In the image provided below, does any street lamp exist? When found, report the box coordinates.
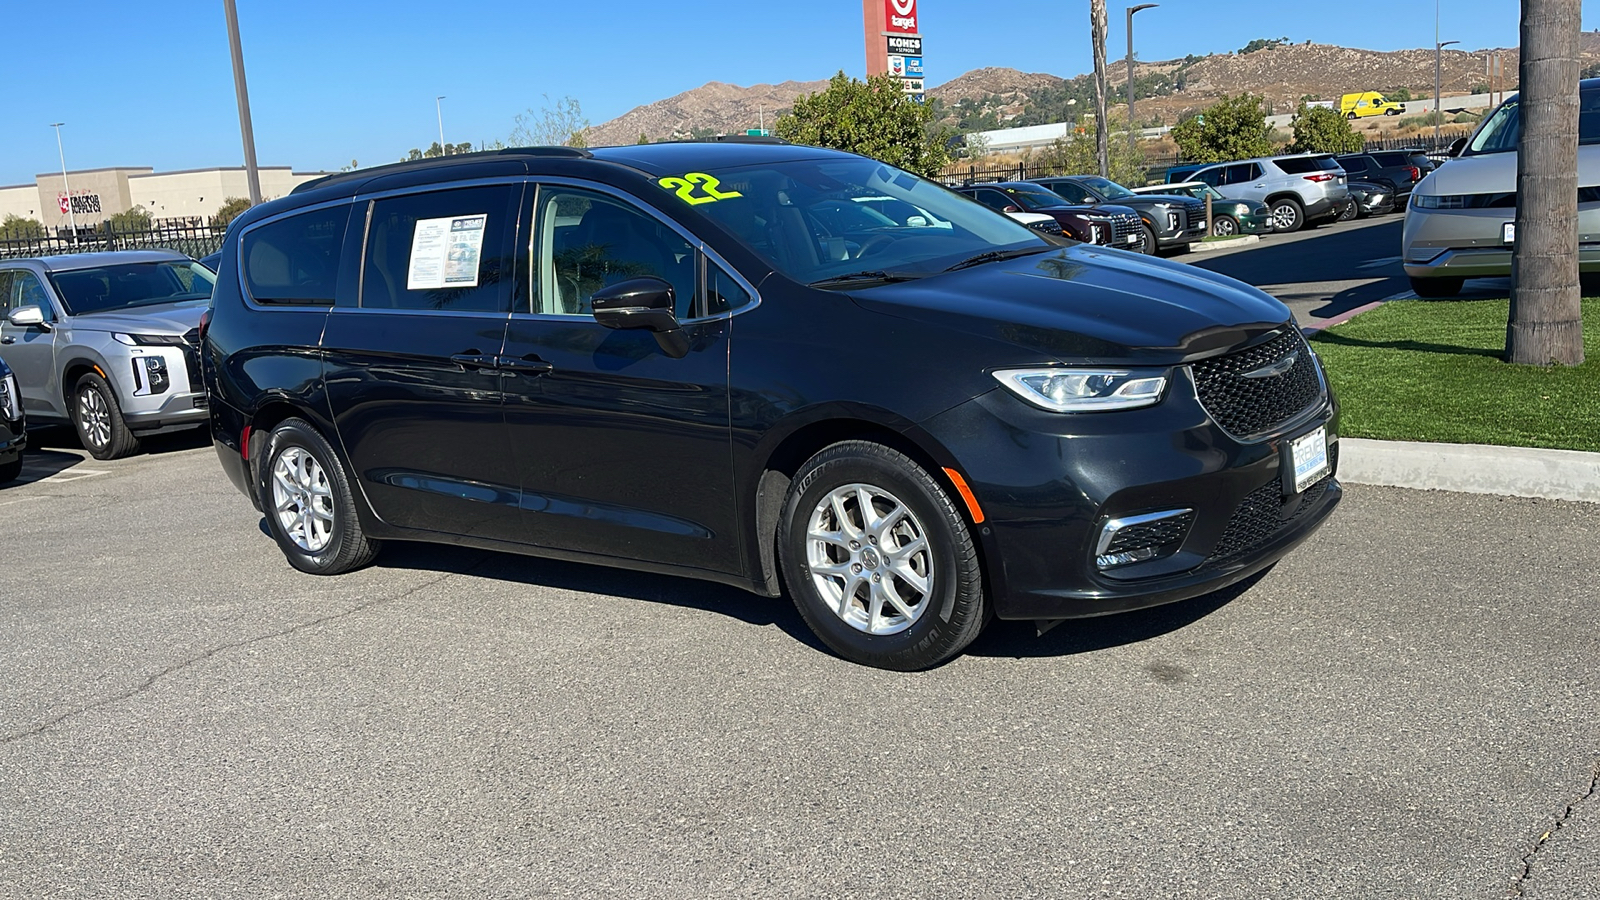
[1435,39,1460,146]
[436,96,447,156]
[222,0,262,205]
[49,122,77,239]
[1126,4,1158,156]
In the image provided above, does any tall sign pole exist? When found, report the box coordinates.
[1126,4,1157,156]
[865,0,925,102]
[50,123,78,239]
[223,0,263,206]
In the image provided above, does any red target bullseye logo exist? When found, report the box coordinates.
[885,0,917,34]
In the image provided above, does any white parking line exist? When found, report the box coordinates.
[1358,256,1403,270]
[1380,290,1418,301]
[38,468,109,484]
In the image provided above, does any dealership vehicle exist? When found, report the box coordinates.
[1174,154,1353,233]
[1404,79,1600,298]
[205,142,1341,670]
[0,251,214,459]
[1341,181,1395,220]
[1340,91,1406,119]
[1134,181,1274,237]
[956,182,1146,250]
[1029,174,1208,253]
[0,356,22,483]
[1333,152,1421,200]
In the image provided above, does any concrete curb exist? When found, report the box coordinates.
[1187,235,1260,253]
[1338,437,1600,504]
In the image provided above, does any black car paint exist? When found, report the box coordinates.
[955,182,1142,249]
[1029,175,1208,250]
[0,357,23,479]
[205,143,1339,621]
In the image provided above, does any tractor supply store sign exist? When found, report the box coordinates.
[884,0,917,33]
[58,192,103,216]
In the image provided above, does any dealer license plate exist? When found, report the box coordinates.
[1503,222,1515,244]
[1288,427,1330,494]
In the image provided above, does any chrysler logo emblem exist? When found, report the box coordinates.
[1241,351,1299,379]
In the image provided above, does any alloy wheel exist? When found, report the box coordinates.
[77,388,111,449]
[805,483,934,636]
[271,447,335,553]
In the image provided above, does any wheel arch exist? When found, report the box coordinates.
[61,355,115,400]
[1263,192,1305,210]
[748,413,986,600]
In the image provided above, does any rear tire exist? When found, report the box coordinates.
[1338,201,1358,222]
[1409,275,1464,299]
[778,441,986,670]
[71,372,140,460]
[259,418,381,575]
[1269,197,1304,233]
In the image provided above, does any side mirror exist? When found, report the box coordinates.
[7,306,48,329]
[1002,205,1021,213]
[1448,137,1468,158]
[591,276,688,359]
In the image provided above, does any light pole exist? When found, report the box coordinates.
[50,122,78,239]
[436,96,447,155]
[1126,4,1158,155]
[1435,39,1460,146]
[222,0,262,205]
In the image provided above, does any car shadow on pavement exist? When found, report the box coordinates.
[332,539,831,652]
[24,424,211,457]
[1309,329,1504,359]
[964,569,1269,661]
[4,448,89,485]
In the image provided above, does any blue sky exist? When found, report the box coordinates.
[0,0,1580,187]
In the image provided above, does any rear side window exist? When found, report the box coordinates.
[242,206,349,305]
[361,185,517,312]
[1274,156,1339,175]
[1338,156,1369,172]
[1219,164,1259,186]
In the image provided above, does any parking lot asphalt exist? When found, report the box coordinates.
[2,437,1596,899]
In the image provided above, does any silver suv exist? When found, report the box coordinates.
[1183,153,1353,233]
[1403,80,1600,297]
[0,250,215,459]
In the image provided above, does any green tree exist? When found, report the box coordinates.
[1034,115,1148,186]
[637,132,651,144]
[1171,94,1274,163]
[774,72,950,178]
[0,214,45,239]
[1239,37,1288,54]
[106,206,152,231]
[509,95,590,148]
[211,197,251,232]
[1290,103,1365,154]
[402,141,474,161]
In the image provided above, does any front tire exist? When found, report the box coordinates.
[259,418,381,574]
[1338,201,1358,222]
[1139,224,1158,255]
[1270,197,1304,233]
[778,441,986,670]
[1211,215,1239,237]
[72,372,140,460]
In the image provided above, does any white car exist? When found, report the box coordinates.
[1403,80,1600,297]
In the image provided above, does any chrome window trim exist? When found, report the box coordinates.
[513,176,761,324]
[1095,508,1195,557]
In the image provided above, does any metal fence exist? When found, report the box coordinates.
[0,221,225,262]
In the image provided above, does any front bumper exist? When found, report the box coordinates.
[1403,205,1600,279]
[920,367,1340,620]
[1238,212,1275,234]
[0,420,24,469]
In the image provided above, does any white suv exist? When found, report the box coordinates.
[0,250,215,459]
[1181,154,1353,233]
[1402,80,1600,298]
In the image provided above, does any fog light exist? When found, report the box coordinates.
[1095,508,1194,569]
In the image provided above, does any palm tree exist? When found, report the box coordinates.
[1508,0,1585,365]
[1090,0,1110,178]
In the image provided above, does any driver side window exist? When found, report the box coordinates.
[533,188,695,319]
[1048,182,1092,204]
[6,271,53,320]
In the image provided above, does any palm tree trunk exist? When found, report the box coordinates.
[1091,0,1109,178]
[1507,0,1585,365]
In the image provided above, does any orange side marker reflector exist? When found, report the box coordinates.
[942,467,986,524]
[92,364,107,380]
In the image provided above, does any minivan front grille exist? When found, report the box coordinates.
[1190,327,1324,438]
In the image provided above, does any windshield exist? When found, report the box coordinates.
[1004,185,1077,209]
[1467,89,1600,155]
[1077,176,1137,200]
[677,158,1045,286]
[49,260,215,316]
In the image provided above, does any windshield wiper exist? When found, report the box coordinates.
[808,270,924,289]
[943,245,1053,272]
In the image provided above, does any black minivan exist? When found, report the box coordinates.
[203,141,1340,670]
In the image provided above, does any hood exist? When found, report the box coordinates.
[1419,149,1600,196]
[1119,192,1192,206]
[850,246,1289,364]
[68,299,208,335]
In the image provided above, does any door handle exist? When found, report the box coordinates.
[494,354,554,375]
[449,352,497,370]
[0,336,13,344]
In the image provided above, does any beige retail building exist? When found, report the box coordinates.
[0,166,328,231]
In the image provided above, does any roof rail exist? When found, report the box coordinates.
[291,146,595,194]
[688,134,791,145]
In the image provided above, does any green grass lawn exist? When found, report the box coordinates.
[1309,297,1600,452]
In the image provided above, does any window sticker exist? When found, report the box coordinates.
[657,173,743,205]
[407,214,487,290]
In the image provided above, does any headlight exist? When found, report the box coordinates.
[993,368,1168,412]
[1411,194,1469,209]
[113,332,187,346]
[0,373,18,420]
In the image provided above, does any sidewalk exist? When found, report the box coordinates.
[1339,437,1600,504]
